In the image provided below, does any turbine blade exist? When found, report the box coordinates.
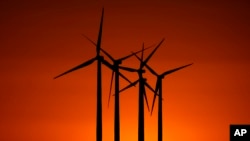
[82,34,96,46]
[132,52,141,62]
[141,43,144,61]
[96,8,104,55]
[118,71,133,84]
[161,63,193,77]
[143,85,150,112]
[100,48,115,61]
[145,64,158,76]
[117,80,139,94]
[82,34,115,62]
[142,38,165,67]
[140,43,145,68]
[102,59,134,92]
[54,57,96,79]
[133,53,158,76]
[108,70,115,108]
[151,80,160,115]
[102,59,133,84]
[118,44,154,61]
[101,59,114,70]
[119,66,138,72]
[144,82,156,94]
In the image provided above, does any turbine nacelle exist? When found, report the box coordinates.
[159,75,165,79]
[114,60,122,65]
[97,55,104,61]
[138,69,146,73]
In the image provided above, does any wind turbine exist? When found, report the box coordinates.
[54,8,129,141]
[119,39,165,141]
[81,34,153,141]
[135,53,193,141]
[104,47,152,141]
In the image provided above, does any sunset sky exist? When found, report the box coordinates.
[0,0,250,141]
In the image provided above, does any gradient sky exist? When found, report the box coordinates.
[0,0,250,141]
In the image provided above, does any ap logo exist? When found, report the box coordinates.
[230,125,250,141]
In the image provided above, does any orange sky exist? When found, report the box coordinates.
[0,0,250,141]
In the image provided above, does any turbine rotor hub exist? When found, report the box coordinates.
[115,60,122,64]
[138,69,145,73]
[97,55,104,60]
[159,75,165,79]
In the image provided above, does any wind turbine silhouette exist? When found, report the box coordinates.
[53,8,128,141]
[81,34,153,141]
[134,53,193,141]
[119,39,165,141]
[104,47,152,141]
